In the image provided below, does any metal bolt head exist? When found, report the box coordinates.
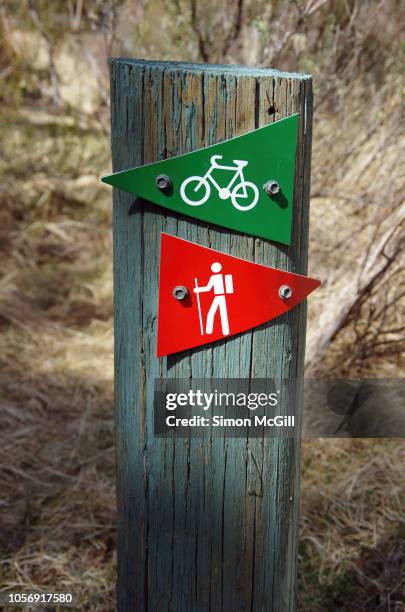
[172,285,188,301]
[263,180,280,196]
[279,285,292,300]
[156,174,172,192]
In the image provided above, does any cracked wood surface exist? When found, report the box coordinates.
[111,59,312,612]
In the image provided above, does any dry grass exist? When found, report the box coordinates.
[307,74,405,377]
[299,439,405,610]
[0,106,116,610]
[0,2,404,610]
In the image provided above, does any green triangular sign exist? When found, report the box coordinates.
[102,114,298,245]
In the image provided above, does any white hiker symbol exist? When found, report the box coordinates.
[180,155,259,211]
[193,262,234,336]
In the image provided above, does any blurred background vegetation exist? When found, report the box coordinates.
[0,1,404,610]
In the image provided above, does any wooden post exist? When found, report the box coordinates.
[111,60,312,611]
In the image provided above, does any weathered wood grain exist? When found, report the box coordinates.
[111,59,312,611]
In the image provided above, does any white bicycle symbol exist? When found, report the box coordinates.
[180,155,259,211]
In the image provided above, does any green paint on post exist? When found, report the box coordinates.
[103,114,298,245]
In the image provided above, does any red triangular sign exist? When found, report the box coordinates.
[157,233,320,357]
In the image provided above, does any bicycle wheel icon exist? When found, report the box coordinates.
[180,176,211,206]
[230,181,259,211]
